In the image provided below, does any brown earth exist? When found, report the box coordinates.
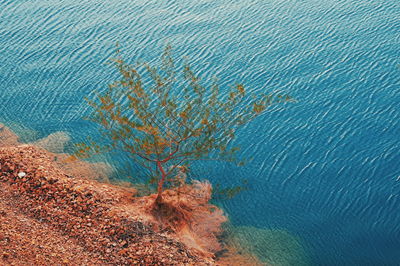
[0,124,262,265]
[0,145,211,265]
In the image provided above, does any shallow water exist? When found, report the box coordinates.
[225,225,309,265]
[1,0,400,264]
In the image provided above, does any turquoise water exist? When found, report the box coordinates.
[1,0,399,264]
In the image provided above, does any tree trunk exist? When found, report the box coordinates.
[156,161,166,204]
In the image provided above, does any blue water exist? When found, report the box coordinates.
[1,0,399,264]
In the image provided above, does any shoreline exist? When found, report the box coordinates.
[0,123,263,265]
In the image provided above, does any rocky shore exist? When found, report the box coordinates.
[0,124,262,265]
[0,145,214,265]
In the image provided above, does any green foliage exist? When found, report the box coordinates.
[213,179,249,200]
[75,45,294,200]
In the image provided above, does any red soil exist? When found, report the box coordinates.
[0,124,260,265]
[0,145,212,265]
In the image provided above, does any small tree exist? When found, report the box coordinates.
[75,45,293,204]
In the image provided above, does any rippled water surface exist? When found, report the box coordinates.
[1,0,399,264]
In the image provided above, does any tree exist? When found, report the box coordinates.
[74,45,294,205]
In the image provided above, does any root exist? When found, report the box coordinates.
[147,181,227,256]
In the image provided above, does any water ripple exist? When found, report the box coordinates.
[1,0,399,264]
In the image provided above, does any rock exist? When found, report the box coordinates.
[0,145,214,265]
[18,172,26,178]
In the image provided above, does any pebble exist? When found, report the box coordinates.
[0,145,212,265]
[18,172,26,178]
